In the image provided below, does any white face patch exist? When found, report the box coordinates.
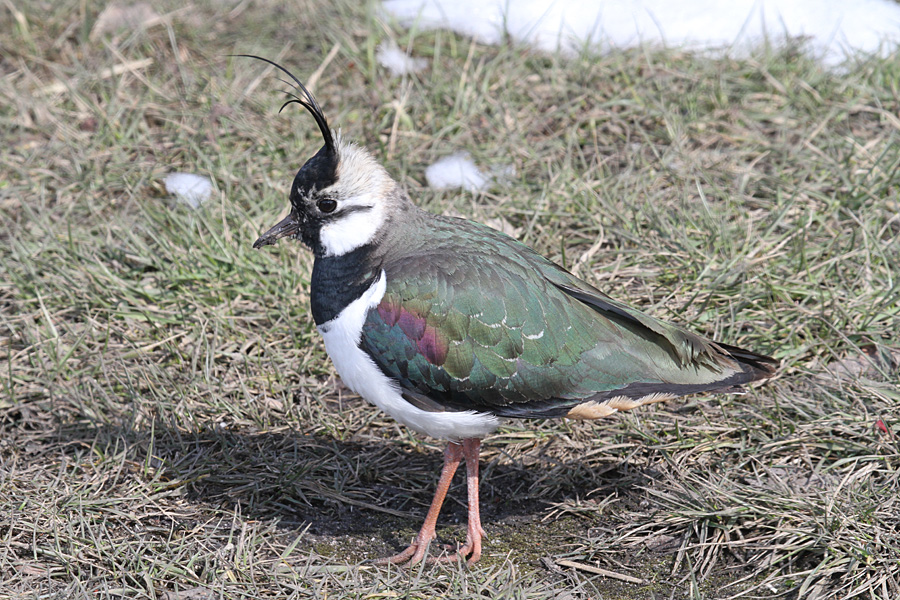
[319,192,386,257]
[313,141,401,257]
[318,270,502,440]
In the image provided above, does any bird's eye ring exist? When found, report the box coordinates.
[317,198,337,213]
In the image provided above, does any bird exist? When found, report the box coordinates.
[244,56,778,566]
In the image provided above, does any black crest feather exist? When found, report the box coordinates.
[233,54,336,156]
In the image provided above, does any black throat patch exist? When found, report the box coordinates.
[310,243,381,326]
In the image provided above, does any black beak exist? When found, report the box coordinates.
[253,212,301,249]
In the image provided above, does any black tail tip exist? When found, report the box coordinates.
[718,342,779,380]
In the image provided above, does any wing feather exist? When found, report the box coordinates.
[358,216,774,418]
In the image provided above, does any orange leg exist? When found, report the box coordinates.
[432,438,485,565]
[375,438,486,566]
[374,441,463,565]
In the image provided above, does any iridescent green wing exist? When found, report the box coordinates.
[359,218,743,417]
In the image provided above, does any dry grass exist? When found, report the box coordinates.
[1,1,899,598]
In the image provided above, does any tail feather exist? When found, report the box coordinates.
[715,341,779,383]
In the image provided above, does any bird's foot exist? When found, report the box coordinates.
[372,527,436,566]
[428,538,481,565]
[372,543,424,565]
[432,522,485,565]
[374,543,478,566]
[373,528,484,566]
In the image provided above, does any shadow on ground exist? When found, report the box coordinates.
[22,405,652,560]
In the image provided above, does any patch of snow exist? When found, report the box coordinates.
[382,0,900,67]
[165,173,213,209]
[91,2,161,40]
[425,152,489,192]
[376,41,428,76]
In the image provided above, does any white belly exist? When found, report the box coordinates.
[317,270,501,441]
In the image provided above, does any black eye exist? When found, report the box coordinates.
[317,198,337,213]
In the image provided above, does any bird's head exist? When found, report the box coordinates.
[247,57,400,258]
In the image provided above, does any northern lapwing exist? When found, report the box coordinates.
[245,57,778,566]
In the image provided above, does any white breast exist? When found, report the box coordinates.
[317,270,501,441]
